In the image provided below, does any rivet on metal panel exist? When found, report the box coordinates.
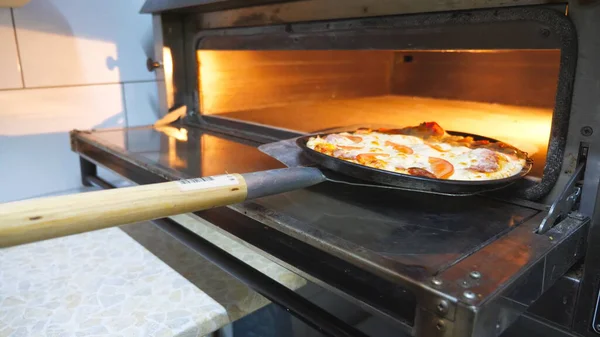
[469,271,482,279]
[581,126,594,136]
[540,28,551,37]
[431,278,443,286]
[463,290,476,300]
[436,300,449,316]
[436,320,446,332]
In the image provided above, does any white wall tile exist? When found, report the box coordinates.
[0,84,125,136]
[0,132,81,202]
[0,8,23,89]
[123,81,160,127]
[0,84,125,202]
[13,0,155,87]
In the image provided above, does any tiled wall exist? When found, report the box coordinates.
[0,0,160,203]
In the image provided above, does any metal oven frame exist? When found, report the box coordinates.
[187,6,576,202]
[69,1,600,336]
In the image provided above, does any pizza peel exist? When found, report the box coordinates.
[0,130,529,248]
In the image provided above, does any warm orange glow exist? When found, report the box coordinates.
[154,125,188,168]
[167,137,186,168]
[163,47,175,109]
[154,125,188,142]
[197,50,556,177]
[217,96,552,176]
[198,50,393,114]
[198,51,220,113]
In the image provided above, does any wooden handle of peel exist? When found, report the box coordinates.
[0,174,247,248]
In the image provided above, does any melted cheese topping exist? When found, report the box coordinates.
[307,128,527,181]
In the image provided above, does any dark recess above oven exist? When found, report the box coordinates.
[140,0,298,15]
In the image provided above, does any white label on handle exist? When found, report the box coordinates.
[177,174,239,191]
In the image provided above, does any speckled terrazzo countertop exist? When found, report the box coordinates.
[0,213,306,337]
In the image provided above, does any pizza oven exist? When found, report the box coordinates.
[148,1,588,205]
[68,1,600,337]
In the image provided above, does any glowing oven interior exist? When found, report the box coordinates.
[197,49,561,178]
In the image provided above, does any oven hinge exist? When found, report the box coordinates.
[537,162,585,234]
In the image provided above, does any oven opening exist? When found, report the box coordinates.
[197,49,561,178]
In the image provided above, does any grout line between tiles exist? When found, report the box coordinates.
[0,79,161,92]
[121,83,130,129]
[10,8,26,89]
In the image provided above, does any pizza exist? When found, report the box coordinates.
[306,122,528,181]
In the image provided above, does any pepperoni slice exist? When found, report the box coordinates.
[407,167,436,178]
[384,141,414,154]
[429,157,455,179]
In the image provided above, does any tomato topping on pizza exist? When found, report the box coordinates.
[429,157,455,179]
[421,122,446,137]
[385,141,414,154]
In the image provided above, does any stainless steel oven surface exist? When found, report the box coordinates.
[68,1,600,337]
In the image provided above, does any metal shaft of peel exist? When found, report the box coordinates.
[242,167,327,200]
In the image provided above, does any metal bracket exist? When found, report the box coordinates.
[537,163,585,234]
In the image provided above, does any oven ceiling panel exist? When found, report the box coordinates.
[194,0,566,29]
